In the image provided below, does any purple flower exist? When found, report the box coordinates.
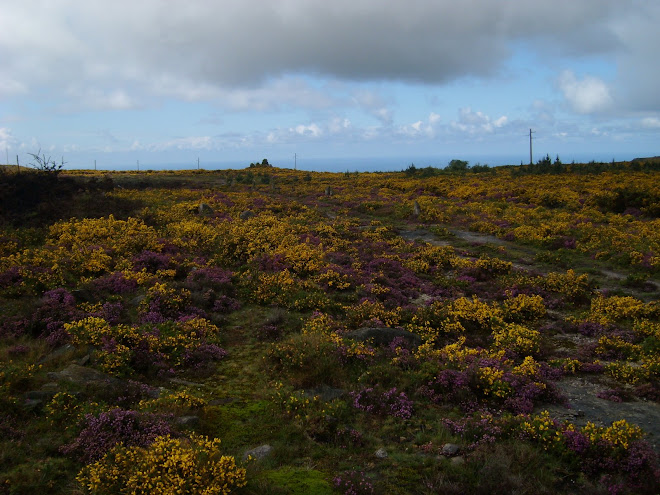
[60,408,173,462]
[332,471,374,495]
[350,387,413,419]
[562,429,590,455]
[132,250,172,273]
[181,343,227,370]
[90,272,138,294]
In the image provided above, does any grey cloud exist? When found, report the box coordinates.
[1,1,626,88]
[1,0,655,114]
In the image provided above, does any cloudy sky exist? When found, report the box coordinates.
[1,0,659,170]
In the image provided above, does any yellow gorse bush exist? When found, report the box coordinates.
[492,323,541,355]
[581,420,644,450]
[521,410,563,449]
[139,391,208,413]
[76,434,246,495]
[588,295,647,324]
[502,293,546,323]
[540,269,591,300]
[48,215,160,257]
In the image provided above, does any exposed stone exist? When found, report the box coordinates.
[441,443,460,456]
[375,448,388,459]
[176,416,200,428]
[243,444,273,461]
[22,399,44,412]
[24,390,56,401]
[239,210,256,220]
[325,186,333,196]
[413,201,421,217]
[198,203,214,215]
[345,327,422,348]
[450,456,465,466]
[47,364,118,386]
[38,344,76,364]
[146,386,166,399]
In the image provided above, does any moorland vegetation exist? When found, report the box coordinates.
[0,158,659,494]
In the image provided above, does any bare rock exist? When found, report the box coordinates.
[47,364,118,386]
[243,444,273,461]
[375,448,388,459]
[441,443,460,456]
[198,203,214,215]
[176,416,200,428]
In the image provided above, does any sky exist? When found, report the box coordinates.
[1,0,659,171]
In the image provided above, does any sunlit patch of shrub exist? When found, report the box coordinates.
[76,434,246,495]
[492,323,541,356]
[501,293,546,323]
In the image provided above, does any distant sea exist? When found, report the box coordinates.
[63,151,653,173]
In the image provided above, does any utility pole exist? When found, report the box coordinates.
[94,159,97,171]
[529,128,535,165]
[197,157,200,170]
[294,153,297,171]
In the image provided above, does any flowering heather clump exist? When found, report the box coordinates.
[180,342,227,371]
[30,287,81,345]
[185,266,234,289]
[0,266,22,290]
[335,427,365,449]
[90,271,139,294]
[350,387,413,419]
[442,413,505,450]
[596,388,626,403]
[131,250,171,273]
[138,282,194,322]
[61,408,174,463]
[212,295,241,314]
[333,470,374,495]
[7,344,29,357]
[255,253,291,272]
[419,369,471,404]
[577,321,609,337]
[562,428,591,455]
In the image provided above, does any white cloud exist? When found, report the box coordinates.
[151,136,214,152]
[352,90,393,125]
[558,70,613,114]
[451,108,508,134]
[0,128,17,150]
[641,117,660,128]
[328,117,351,134]
[294,123,322,138]
[0,77,27,97]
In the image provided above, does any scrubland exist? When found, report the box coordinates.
[1,161,659,494]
